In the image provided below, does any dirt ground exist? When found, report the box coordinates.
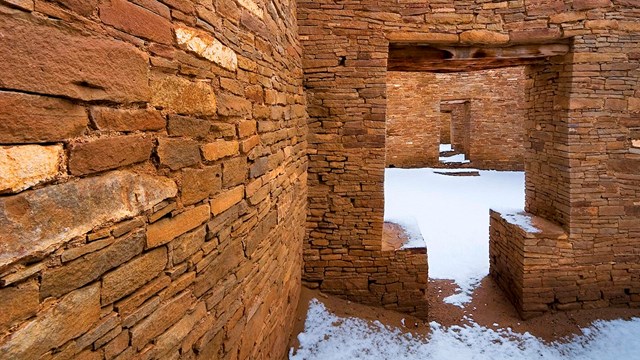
[289,214,640,357]
[290,223,640,356]
[289,278,640,356]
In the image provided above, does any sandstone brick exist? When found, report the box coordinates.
[148,301,206,358]
[0,145,63,194]
[237,0,263,18]
[174,27,238,71]
[460,30,509,45]
[69,136,153,175]
[0,14,149,102]
[101,247,168,305]
[100,0,173,44]
[147,204,210,248]
[157,138,202,170]
[0,280,39,332]
[2,0,34,11]
[151,76,217,116]
[41,229,145,299]
[91,107,165,132]
[75,312,120,350]
[0,171,176,268]
[0,91,88,143]
[181,166,222,205]
[628,97,640,112]
[223,156,248,187]
[202,140,240,161]
[194,241,244,297]
[0,283,101,358]
[103,330,129,360]
[210,186,244,215]
[61,238,114,263]
[241,135,260,154]
[238,120,257,137]
[573,0,612,9]
[172,226,206,264]
[250,157,269,178]
[130,291,195,350]
[115,275,170,319]
[217,93,253,117]
[387,32,459,43]
[167,115,210,139]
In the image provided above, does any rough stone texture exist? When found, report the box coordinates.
[0,91,88,143]
[41,230,146,299]
[101,247,167,305]
[90,107,165,132]
[151,76,217,116]
[386,68,527,170]
[386,72,440,168]
[299,0,640,319]
[174,27,238,71]
[201,140,239,161]
[0,280,39,332]
[69,136,153,175]
[99,0,173,44]
[0,145,63,194]
[146,205,210,248]
[0,13,150,102]
[0,171,176,269]
[180,166,222,206]
[157,138,201,171]
[0,283,101,358]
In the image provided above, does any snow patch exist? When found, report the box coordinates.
[497,209,541,233]
[439,153,470,164]
[439,143,453,152]
[384,168,525,305]
[291,299,640,360]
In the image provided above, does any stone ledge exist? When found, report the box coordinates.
[0,171,177,270]
[490,209,567,239]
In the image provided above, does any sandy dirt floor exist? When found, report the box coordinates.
[289,225,640,356]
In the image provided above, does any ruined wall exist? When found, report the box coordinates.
[299,0,640,318]
[386,72,440,168]
[386,67,527,170]
[0,0,307,359]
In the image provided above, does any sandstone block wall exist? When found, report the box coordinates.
[0,1,307,359]
[299,0,640,319]
[386,72,440,168]
[386,67,527,170]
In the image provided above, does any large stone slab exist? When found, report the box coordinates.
[0,171,177,269]
[0,14,150,102]
[0,283,101,358]
[0,145,63,194]
[0,91,88,143]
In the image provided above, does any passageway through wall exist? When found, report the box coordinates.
[384,39,580,317]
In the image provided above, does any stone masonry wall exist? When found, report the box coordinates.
[0,1,307,359]
[386,72,440,168]
[386,67,527,170]
[299,0,640,318]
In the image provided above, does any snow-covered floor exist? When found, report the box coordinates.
[291,300,640,360]
[292,168,640,359]
[384,167,525,305]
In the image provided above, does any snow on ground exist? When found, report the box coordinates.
[439,143,453,152]
[439,153,470,164]
[384,168,525,306]
[290,299,640,360]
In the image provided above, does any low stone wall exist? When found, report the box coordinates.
[306,247,429,319]
[490,210,640,319]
